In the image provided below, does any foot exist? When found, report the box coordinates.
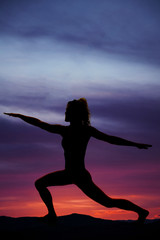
[39,213,58,224]
[137,209,149,224]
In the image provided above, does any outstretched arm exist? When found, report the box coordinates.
[4,113,65,135]
[90,126,152,149]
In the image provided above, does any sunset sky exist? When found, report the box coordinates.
[0,0,160,220]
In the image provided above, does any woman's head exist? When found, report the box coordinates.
[65,98,90,125]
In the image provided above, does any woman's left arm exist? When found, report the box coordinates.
[90,126,152,149]
[4,113,65,135]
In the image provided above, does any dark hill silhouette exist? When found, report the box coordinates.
[0,214,159,240]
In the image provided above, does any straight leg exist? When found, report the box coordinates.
[77,179,149,223]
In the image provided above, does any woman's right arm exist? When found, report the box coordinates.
[4,113,65,135]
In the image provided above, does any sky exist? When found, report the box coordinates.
[0,0,160,220]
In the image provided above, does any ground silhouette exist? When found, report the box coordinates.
[0,214,159,240]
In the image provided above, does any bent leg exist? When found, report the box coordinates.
[35,170,72,218]
[77,179,149,222]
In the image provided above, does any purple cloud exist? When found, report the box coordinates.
[0,0,160,63]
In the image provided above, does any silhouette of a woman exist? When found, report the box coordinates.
[4,98,151,223]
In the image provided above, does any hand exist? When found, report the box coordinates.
[4,113,20,118]
[136,143,152,149]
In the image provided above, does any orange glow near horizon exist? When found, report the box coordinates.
[0,184,159,220]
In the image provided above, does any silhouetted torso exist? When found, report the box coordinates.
[62,125,90,171]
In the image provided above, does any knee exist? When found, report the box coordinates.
[106,198,115,208]
[35,178,43,190]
